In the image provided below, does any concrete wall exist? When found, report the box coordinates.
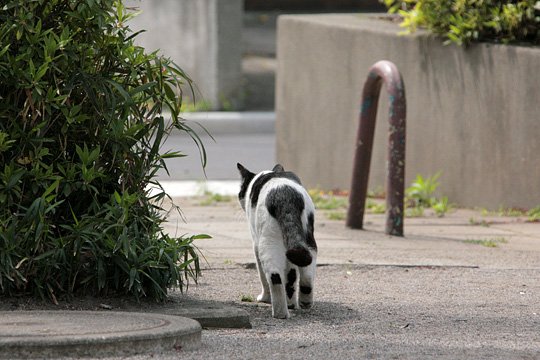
[126,0,243,109]
[276,14,540,209]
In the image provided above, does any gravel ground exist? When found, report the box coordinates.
[73,262,539,360]
[183,265,540,360]
[6,262,539,359]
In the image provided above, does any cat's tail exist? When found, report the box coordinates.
[286,245,312,267]
[266,186,317,267]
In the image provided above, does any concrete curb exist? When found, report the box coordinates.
[0,311,201,359]
[178,111,275,134]
[155,301,252,329]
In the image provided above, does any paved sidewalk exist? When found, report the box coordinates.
[173,196,540,270]
[157,195,540,359]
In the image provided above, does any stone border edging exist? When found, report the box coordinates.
[0,311,201,359]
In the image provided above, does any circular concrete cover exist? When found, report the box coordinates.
[0,311,201,359]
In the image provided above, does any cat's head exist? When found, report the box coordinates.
[236,163,285,210]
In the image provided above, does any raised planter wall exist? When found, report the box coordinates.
[276,14,540,209]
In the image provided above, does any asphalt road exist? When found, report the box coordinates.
[157,132,275,181]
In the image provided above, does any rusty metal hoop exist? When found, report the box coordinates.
[346,60,406,236]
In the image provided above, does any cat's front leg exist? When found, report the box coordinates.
[255,250,271,303]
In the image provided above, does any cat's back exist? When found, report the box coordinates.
[247,170,313,216]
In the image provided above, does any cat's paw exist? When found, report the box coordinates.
[257,293,271,303]
[287,299,299,310]
[272,309,290,319]
[299,289,313,309]
[300,301,313,309]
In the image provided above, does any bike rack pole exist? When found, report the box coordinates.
[346,60,406,236]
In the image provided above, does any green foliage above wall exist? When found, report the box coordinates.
[381,0,540,45]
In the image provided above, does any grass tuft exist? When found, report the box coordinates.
[464,237,508,248]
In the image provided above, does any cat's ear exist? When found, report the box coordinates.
[272,164,285,172]
[237,163,254,178]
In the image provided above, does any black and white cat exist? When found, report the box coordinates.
[237,163,317,319]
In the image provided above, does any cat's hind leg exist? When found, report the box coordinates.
[298,249,317,309]
[265,270,289,319]
[285,264,299,309]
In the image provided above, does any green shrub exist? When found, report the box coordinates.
[432,196,452,217]
[404,172,455,218]
[405,172,441,207]
[0,0,208,301]
[527,206,540,221]
[381,0,540,45]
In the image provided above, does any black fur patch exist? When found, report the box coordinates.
[266,185,304,219]
[287,268,297,283]
[237,163,255,203]
[271,273,282,285]
[306,212,317,250]
[300,286,312,295]
[286,269,296,299]
[286,248,312,267]
[250,171,301,208]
